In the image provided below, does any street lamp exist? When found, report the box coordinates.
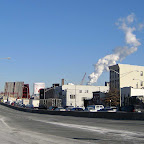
[109,69,139,107]
[0,57,11,60]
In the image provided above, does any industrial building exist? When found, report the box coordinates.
[33,82,45,98]
[4,82,30,100]
[82,91,107,107]
[39,79,109,108]
[109,64,144,106]
[121,87,144,106]
[109,64,144,90]
[61,84,109,107]
[39,83,62,108]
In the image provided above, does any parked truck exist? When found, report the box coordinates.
[29,99,39,108]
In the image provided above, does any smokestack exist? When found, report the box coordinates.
[61,79,64,86]
[88,13,142,85]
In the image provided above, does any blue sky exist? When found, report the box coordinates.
[0,0,144,94]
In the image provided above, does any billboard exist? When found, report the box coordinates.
[34,83,45,94]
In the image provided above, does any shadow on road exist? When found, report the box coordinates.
[73,138,99,141]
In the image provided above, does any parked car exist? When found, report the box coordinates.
[21,104,26,108]
[55,107,66,111]
[70,107,84,111]
[121,105,144,113]
[3,100,7,103]
[38,105,47,109]
[48,106,58,111]
[25,104,34,109]
[98,107,117,112]
[65,106,74,111]
[84,106,95,112]
[11,102,15,106]
[85,105,104,112]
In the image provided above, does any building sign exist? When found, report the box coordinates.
[34,83,45,94]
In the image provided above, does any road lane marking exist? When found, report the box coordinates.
[31,118,144,140]
[0,117,11,130]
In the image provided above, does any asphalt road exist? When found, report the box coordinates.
[0,105,144,144]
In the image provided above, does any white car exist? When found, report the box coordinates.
[85,105,104,112]
[65,106,74,111]
[55,107,66,111]
[98,107,117,112]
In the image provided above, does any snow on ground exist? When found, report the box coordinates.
[30,118,144,141]
[0,116,95,144]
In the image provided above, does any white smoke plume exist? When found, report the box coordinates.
[88,13,141,85]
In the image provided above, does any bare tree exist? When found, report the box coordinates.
[104,88,120,107]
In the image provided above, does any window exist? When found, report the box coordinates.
[115,80,117,88]
[79,90,82,93]
[70,95,75,99]
[85,90,88,93]
[141,81,143,86]
[112,71,114,78]
[140,71,143,76]
[82,97,86,100]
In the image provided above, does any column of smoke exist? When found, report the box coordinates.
[88,13,141,85]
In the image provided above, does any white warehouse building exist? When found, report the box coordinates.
[60,84,109,107]
[40,82,109,108]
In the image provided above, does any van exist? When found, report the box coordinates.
[85,105,104,112]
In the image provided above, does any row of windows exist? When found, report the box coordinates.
[79,90,88,93]
[110,72,119,79]
[110,70,144,78]
[70,95,88,99]
[110,80,119,89]
[43,100,47,104]
[70,95,75,99]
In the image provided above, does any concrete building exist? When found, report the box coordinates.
[33,82,45,98]
[109,64,144,90]
[109,64,144,107]
[93,91,107,105]
[61,84,109,107]
[39,84,62,108]
[4,82,30,101]
[83,91,107,107]
[40,82,109,108]
[121,87,144,106]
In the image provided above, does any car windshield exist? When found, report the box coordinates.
[86,107,94,110]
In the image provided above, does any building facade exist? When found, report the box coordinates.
[39,84,62,108]
[61,84,109,107]
[121,87,144,106]
[40,83,109,108]
[109,64,144,90]
[4,82,30,100]
[83,91,107,107]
